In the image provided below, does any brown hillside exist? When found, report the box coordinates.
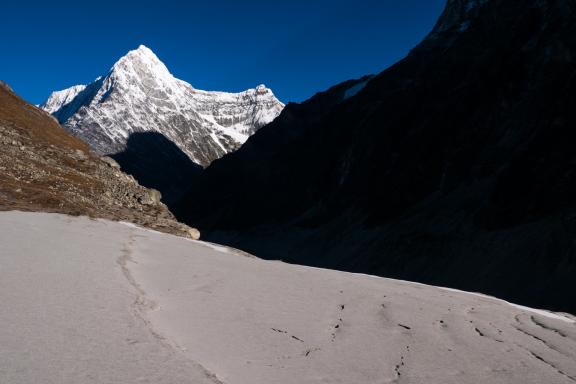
[0,80,196,238]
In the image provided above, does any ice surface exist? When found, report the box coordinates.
[1,211,576,384]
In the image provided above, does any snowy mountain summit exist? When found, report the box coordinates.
[41,45,285,166]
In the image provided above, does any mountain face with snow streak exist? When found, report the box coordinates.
[40,84,87,114]
[41,45,284,166]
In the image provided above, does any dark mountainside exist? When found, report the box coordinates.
[0,81,198,238]
[178,0,576,313]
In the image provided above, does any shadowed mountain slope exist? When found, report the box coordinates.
[178,0,576,313]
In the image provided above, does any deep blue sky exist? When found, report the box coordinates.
[2,0,445,105]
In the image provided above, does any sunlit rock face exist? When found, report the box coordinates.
[41,45,284,166]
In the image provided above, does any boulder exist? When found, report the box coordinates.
[137,189,162,206]
[147,189,162,205]
[72,149,89,161]
[100,156,121,169]
[186,227,201,240]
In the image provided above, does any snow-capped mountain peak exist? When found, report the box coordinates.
[110,45,174,84]
[41,45,285,166]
